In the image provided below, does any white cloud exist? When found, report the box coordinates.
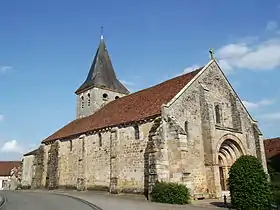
[120,80,135,86]
[1,140,23,153]
[0,115,4,122]
[216,21,280,73]
[0,66,12,74]
[266,21,278,31]
[217,39,280,72]
[183,65,200,74]
[173,65,201,77]
[217,43,249,59]
[242,99,274,110]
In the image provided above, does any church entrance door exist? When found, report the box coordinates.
[217,139,243,196]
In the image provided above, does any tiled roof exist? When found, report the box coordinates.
[0,161,21,176]
[23,148,38,157]
[42,67,203,143]
[264,137,280,159]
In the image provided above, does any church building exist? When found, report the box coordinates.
[21,34,267,199]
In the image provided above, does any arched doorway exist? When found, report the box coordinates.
[218,139,244,191]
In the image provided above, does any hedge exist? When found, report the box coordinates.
[151,181,190,205]
[228,155,271,210]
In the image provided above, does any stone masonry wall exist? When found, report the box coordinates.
[165,61,266,198]
[46,140,60,189]
[21,155,35,188]
[58,136,83,189]
[31,145,45,189]
[57,120,156,194]
[41,144,50,188]
[76,87,128,119]
[117,121,154,194]
[84,131,111,191]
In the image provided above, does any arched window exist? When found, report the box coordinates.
[184,121,188,137]
[215,104,221,124]
[81,96,84,109]
[98,133,102,147]
[70,140,73,151]
[87,93,91,106]
[134,125,140,140]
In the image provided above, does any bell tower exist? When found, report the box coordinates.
[75,32,129,119]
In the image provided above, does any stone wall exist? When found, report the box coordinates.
[117,121,155,194]
[164,61,266,198]
[76,87,128,119]
[57,120,157,194]
[31,145,45,189]
[21,155,35,188]
[46,140,59,189]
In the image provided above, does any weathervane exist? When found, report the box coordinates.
[209,48,215,60]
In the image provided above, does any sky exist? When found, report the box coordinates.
[0,0,280,160]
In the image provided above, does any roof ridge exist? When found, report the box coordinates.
[78,67,204,120]
[42,66,203,143]
[103,66,204,104]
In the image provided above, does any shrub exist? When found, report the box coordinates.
[151,181,190,205]
[228,155,271,210]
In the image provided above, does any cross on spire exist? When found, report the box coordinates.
[209,48,215,60]
[100,26,104,40]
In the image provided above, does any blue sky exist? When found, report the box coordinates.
[0,0,280,160]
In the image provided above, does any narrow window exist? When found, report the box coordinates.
[184,121,188,138]
[134,125,140,140]
[82,137,85,153]
[70,140,73,151]
[87,93,91,106]
[81,96,84,109]
[246,133,250,149]
[98,133,102,147]
[215,104,221,124]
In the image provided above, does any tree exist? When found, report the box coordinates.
[228,155,271,210]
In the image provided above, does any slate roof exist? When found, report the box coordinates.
[0,161,21,176]
[42,67,203,143]
[264,137,280,159]
[75,37,129,95]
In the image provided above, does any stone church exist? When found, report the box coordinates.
[21,35,267,199]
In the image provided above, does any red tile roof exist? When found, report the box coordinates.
[42,67,203,143]
[264,137,280,159]
[0,161,21,176]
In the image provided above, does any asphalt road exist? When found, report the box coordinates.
[0,191,100,210]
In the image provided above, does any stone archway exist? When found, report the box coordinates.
[218,139,244,192]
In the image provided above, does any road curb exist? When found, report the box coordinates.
[52,192,103,210]
[0,195,6,209]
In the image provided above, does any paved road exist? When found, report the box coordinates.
[0,191,99,210]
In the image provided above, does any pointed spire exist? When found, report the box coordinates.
[209,48,215,60]
[75,31,129,95]
[100,26,104,40]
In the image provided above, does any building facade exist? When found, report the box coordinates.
[21,35,267,199]
[0,161,21,190]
